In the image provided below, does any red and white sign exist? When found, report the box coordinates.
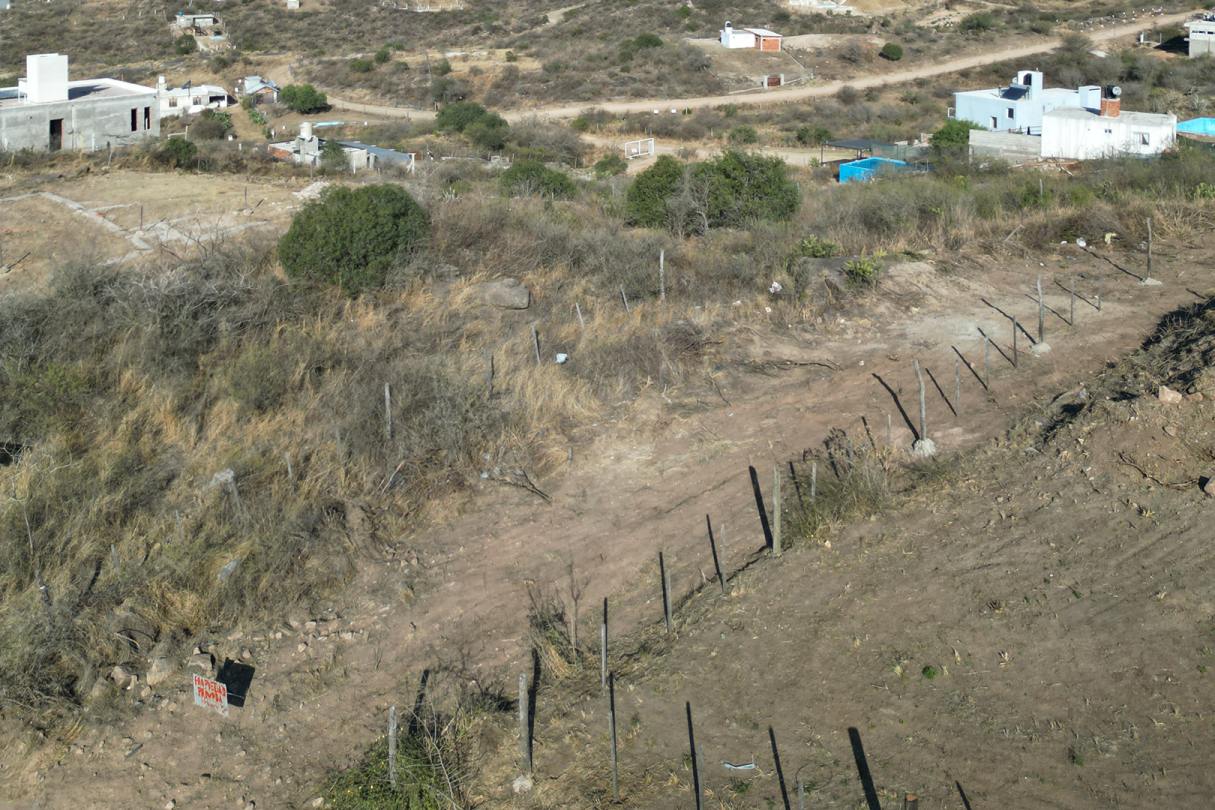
[193,674,229,717]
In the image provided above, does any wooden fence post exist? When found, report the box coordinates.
[1037,275,1045,344]
[954,357,960,416]
[913,360,927,441]
[1146,217,1153,281]
[519,671,532,774]
[659,249,666,302]
[1070,275,1075,326]
[285,452,294,494]
[1012,317,1019,367]
[575,302,586,336]
[620,285,630,313]
[659,552,673,634]
[772,468,782,557]
[384,382,393,441]
[531,324,542,366]
[388,705,399,790]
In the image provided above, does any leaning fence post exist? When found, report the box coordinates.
[111,543,120,578]
[600,620,607,696]
[388,706,399,790]
[772,468,782,557]
[575,302,586,336]
[620,284,630,313]
[519,671,532,774]
[484,349,493,397]
[1097,265,1103,312]
[285,452,295,494]
[531,324,542,366]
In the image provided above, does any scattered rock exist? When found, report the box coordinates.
[1158,385,1183,405]
[227,629,245,641]
[1163,425,1178,437]
[240,648,252,661]
[512,774,533,794]
[475,277,530,309]
[89,678,112,699]
[187,653,214,675]
[1186,392,1204,402]
[1203,478,1215,498]
[165,801,176,810]
[217,558,241,582]
[146,657,175,686]
[110,665,138,689]
[309,798,324,808]
[293,181,330,202]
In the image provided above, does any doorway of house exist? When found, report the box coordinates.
[49,118,63,151]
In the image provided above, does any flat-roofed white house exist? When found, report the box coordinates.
[0,53,160,152]
[953,70,1098,134]
[1186,16,1215,57]
[156,76,232,117]
[1041,104,1177,160]
[719,22,783,50]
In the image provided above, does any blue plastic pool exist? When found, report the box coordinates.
[1178,118,1215,136]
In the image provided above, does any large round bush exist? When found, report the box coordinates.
[277,185,429,296]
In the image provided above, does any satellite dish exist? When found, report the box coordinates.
[1111,85,1122,97]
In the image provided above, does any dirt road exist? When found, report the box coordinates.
[327,13,1195,122]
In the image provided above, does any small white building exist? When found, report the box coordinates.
[720,22,756,49]
[1041,101,1176,160]
[156,76,232,117]
[719,22,783,50]
[1186,16,1215,57]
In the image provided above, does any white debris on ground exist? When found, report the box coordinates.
[293,181,330,202]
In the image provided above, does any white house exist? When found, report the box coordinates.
[719,22,783,50]
[1186,15,1215,57]
[953,70,1094,134]
[720,22,756,48]
[156,76,232,116]
[1041,104,1176,160]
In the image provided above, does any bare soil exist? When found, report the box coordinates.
[5,165,1214,808]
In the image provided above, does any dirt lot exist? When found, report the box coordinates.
[3,158,1213,809]
[0,170,309,291]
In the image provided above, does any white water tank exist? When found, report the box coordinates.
[300,121,314,139]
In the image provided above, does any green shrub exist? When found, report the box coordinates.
[467,121,508,151]
[791,236,840,260]
[161,137,198,167]
[594,153,629,178]
[505,50,517,62]
[632,32,663,49]
[880,42,903,61]
[959,11,996,32]
[843,255,882,288]
[434,58,452,76]
[350,58,374,73]
[374,47,391,64]
[692,150,800,229]
[281,84,328,114]
[626,154,685,227]
[320,139,346,170]
[796,124,832,146]
[932,119,983,149]
[728,125,758,145]
[174,34,198,55]
[278,185,429,296]
[436,101,495,132]
[499,160,577,198]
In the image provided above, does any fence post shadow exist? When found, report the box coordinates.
[872,374,918,442]
[407,668,431,736]
[975,327,1011,368]
[1023,292,1068,325]
[847,727,882,810]
[951,346,986,390]
[923,367,956,417]
[748,465,774,550]
[956,780,974,810]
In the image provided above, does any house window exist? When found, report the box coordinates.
[131,109,138,132]
[144,107,151,129]
[990,116,998,129]
[1103,128,1112,134]
[169,97,178,108]
[1137,132,1149,145]
[1007,107,1015,119]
